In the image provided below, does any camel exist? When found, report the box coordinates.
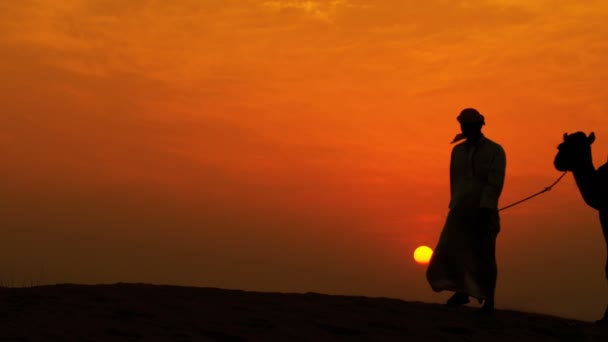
[554,131,608,324]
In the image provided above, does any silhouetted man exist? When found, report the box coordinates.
[426,108,506,314]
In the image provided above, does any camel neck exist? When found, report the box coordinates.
[571,159,600,210]
[571,158,596,175]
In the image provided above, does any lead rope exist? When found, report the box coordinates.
[498,171,568,211]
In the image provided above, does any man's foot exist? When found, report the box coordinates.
[445,292,470,307]
[476,300,495,315]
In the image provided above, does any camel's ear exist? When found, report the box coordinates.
[589,132,596,144]
[563,132,568,140]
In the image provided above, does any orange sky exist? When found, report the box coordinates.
[1,0,608,320]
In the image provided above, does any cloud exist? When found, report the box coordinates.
[261,0,353,22]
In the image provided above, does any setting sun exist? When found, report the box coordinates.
[414,246,433,265]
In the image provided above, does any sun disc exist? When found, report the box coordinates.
[413,246,433,264]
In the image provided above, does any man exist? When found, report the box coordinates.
[426,108,506,314]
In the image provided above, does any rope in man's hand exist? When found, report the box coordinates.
[498,171,568,212]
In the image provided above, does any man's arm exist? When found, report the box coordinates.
[479,144,507,209]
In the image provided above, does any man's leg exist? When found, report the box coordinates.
[478,233,497,314]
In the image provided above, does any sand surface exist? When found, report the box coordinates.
[1,283,607,341]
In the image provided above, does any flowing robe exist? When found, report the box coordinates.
[427,136,506,300]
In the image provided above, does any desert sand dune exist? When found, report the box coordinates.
[1,283,607,341]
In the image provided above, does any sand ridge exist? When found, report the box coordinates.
[1,283,607,341]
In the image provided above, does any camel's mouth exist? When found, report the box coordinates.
[554,149,571,172]
[554,160,570,172]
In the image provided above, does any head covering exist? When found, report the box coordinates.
[451,108,485,144]
[451,133,466,144]
[457,108,485,124]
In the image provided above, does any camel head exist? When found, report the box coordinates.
[554,131,595,172]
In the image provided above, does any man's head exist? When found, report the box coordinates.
[457,108,484,140]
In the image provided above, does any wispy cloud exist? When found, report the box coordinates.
[261,0,352,22]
